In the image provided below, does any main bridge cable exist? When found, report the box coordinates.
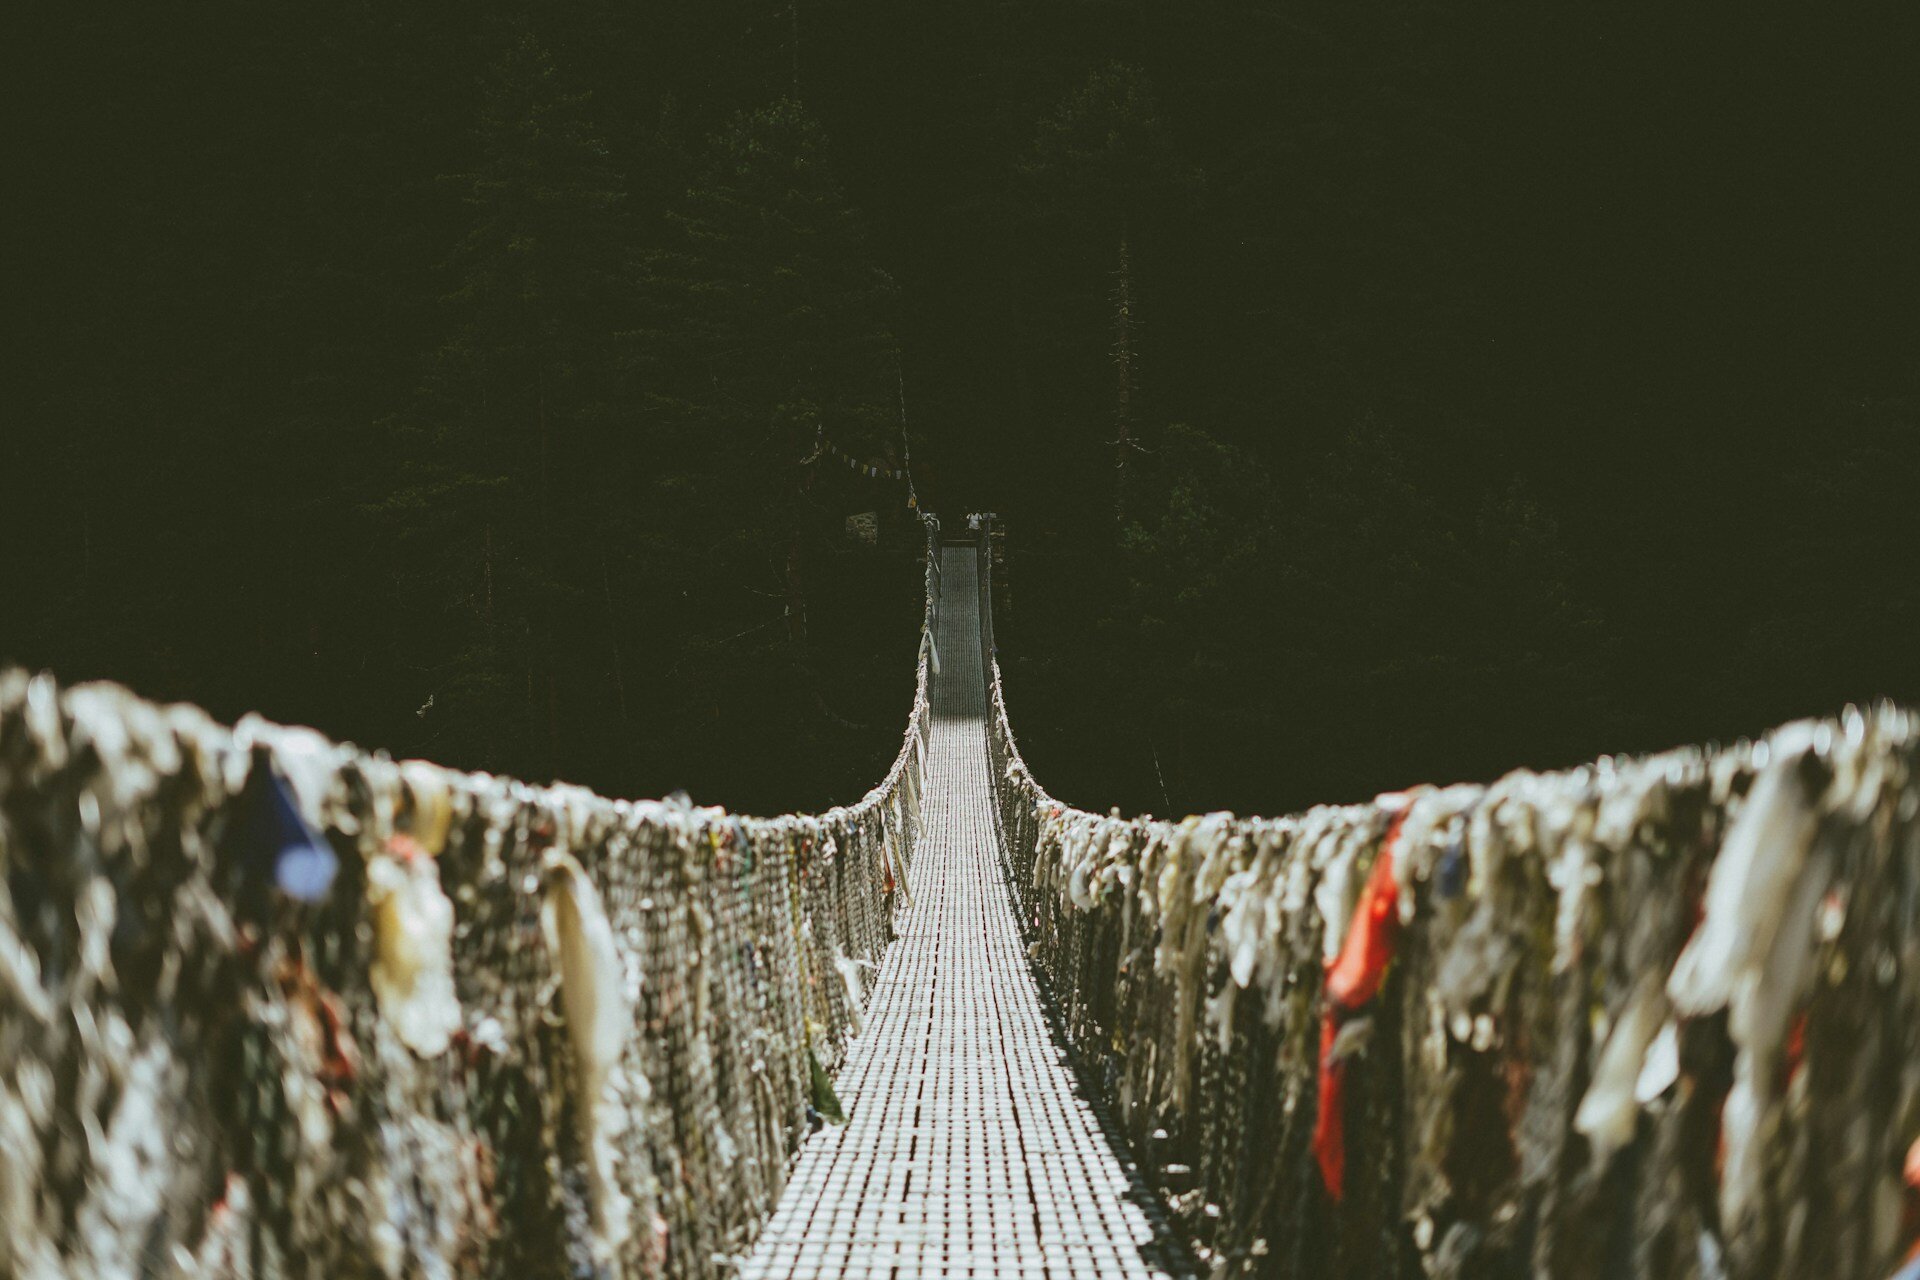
[739,536,1192,1279]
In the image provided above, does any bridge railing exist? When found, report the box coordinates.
[0,514,941,1280]
[972,520,1920,1280]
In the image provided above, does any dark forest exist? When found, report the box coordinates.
[8,1,1918,817]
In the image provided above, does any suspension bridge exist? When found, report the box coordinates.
[2,520,1916,1280]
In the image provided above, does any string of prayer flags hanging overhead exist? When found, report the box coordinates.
[809,426,911,481]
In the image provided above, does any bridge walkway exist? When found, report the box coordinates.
[739,548,1188,1280]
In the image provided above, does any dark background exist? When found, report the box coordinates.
[8,2,1917,816]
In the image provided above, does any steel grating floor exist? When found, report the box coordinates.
[738,549,1191,1280]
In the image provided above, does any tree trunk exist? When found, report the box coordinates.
[1011,294,1037,421]
[482,522,494,623]
[786,534,809,647]
[538,384,552,547]
[787,453,813,648]
[789,0,802,93]
[546,665,560,780]
[522,663,536,769]
[600,544,633,769]
[536,381,558,779]
[895,347,916,508]
[1113,227,1135,524]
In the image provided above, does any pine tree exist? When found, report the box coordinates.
[649,99,895,639]
[634,97,902,794]
[1022,64,1176,524]
[382,23,634,778]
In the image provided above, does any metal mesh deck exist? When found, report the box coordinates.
[740,549,1190,1280]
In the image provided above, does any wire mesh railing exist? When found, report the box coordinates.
[0,515,942,1280]
[974,518,1920,1280]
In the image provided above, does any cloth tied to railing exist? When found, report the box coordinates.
[0,518,941,1280]
[974,527,1920,1280]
